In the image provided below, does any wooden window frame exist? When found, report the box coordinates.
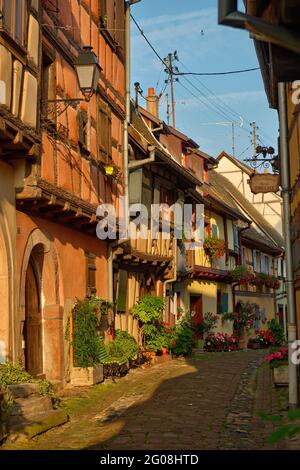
[1,0,26,46]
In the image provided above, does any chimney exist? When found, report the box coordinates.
[146,87,159,118]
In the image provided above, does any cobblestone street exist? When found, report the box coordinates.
[3,350,293,451]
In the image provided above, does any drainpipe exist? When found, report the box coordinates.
[278,82,298,409]
[123,2,131,238]
[218,0,300,56]
[128,146,155,170]
[163,238,178,323]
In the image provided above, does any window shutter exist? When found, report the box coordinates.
[100,0,107,17]
[77,111,84,146]
[212,224,218,238]
[106,0,115,40]
[253,250,257,271]
[98,97,111,162]
[254,305,260,331]
[86,253,96,297]
[221,293,229,314]
[261,307,267,323]
[260,254,266,273]
[117,269,128,312]
[268,257,272,274]
[115,0,125,49]
[233,224,239,252]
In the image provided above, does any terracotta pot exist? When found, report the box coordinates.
[161,347,169,356]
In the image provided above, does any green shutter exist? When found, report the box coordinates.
[253,250,257,271]
[233,224,239,252]
[221,293,229,314]
[212,224,218,238]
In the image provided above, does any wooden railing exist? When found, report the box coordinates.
[129,228,174,258]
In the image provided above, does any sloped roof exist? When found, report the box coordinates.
[129,104,199,186]
[210,171,284,251]
[217,151,254,176]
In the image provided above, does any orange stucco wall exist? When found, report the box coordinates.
[16,211,108,302]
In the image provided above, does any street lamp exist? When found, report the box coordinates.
[43,46,102,117]
[74,46,102,102]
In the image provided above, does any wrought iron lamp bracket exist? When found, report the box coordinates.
[244,145,279,173]
[42,98,84,119]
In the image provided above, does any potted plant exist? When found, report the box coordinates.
[203,233,227,264]
[265,347,288,386]
[68,298,106,386]
[230,266,255,287]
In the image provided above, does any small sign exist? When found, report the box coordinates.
[249,173,280,194]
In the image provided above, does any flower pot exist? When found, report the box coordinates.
[272,365,288,387]
[161,347,169,356]
[70,365,104,386]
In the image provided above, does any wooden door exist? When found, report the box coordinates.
[190,295,203,338]
[25,262,43,376]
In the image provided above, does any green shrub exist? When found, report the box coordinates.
[0,362,53,396]
[267,319,285,346]
[171,316,195,356]
[71,298,106,368]
[131,295,165,324]
[106,330,138,361]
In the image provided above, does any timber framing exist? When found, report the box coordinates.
[16,178,101,236]
[0,111,40,160]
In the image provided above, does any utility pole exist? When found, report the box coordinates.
[166,93,170,125]
[164,51,179,128]
[251,121,258,159]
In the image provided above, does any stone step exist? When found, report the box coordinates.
[7,383,40,399]
[8,409,69,443]
[9,396,53,419]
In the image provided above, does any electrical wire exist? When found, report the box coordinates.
[174,67,260,76]
[131,15,168,70]
[130,15,276,146]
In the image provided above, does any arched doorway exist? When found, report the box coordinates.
[24,260,43,376]
[20,229,64,382]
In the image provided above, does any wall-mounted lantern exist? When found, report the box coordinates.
[44,46,102,117]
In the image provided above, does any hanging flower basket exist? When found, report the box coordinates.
[203,236,226,263]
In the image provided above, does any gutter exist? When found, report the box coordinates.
[128,146,155,169]
[218,0,300,56]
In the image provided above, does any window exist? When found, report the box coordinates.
[117,270,127,312]
[217,291,228,314]
[2,0,26,45]
[97,96,112,162]
[99,0,125,49]
[233,224,239,252]
[78,110,89,151]
[86,253,96,297]
[41,52,56,121]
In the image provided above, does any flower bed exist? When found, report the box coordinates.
[204,333,239,352]
[265,347,288,369]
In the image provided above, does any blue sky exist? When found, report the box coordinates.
[130,0,278,161]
